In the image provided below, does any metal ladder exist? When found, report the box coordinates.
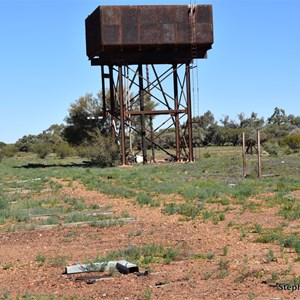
[188,5,197,60]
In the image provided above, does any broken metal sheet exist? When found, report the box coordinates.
[116,260,139,274]
[64,261,118,274]
[65,260,139,275]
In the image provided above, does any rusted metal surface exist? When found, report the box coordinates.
[138,64,147,164]
[85,5,213,64]
[185,63,194,162]
[173,64,181,161]
[124,109,187,116]
[99,63,196,164]
[118,65,126,165]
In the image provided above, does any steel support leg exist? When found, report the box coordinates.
[118,65,126,165]
[109,65,116,141]
[186,63,194,162]
[138,64,147,164]
[101,65,106,118]
[173,64,181,161]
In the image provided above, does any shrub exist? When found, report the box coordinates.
[94,243,180,267]
[2,144,18,157]
[163,202,203,219]
[203,152,211,158]
[31,142,53,159]
[136,192,152,206]
[54,141,75,159]
[282,133,300,150]
[0,198,9,210]
[262,142,280,156]
[81,135,120,167]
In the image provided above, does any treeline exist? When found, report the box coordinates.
[1,92,300,165]
[160,108,300,153]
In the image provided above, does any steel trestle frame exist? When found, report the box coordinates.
[100,62,194,165]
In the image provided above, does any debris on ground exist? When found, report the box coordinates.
[64,260,139,275]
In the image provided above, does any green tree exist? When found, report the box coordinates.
[16,124,65,152]
[267,107,287,125]
[16,134,39,152]
[287,114,300,127]
[63,93,106,146]
[238,112,264,129]
[191,111,218,146]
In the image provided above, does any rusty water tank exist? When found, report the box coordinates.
[85,5,213,65]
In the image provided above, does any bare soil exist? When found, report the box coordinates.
[1,181,300,300]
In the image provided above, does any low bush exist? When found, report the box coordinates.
[94,243,180,267]
[31,142,53,159]
[262,142,280,156]
[54,141,75,159]
[136,192,152,206]
[79,135,120,167]
[282,133,300,150]
[1,144,18,158]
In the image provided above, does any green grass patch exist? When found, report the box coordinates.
[1,149,300,229]
[163,201,204,219]
[191,252,215,260]
[256,228,300,259]
[94,244,180,267]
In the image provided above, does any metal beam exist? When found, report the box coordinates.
[118,65,126,165]
[124,109,186,116]
[138,64,147,164]
[186,63,194,162]
[173,64,181,161]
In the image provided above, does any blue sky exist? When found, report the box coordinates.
[0,0,299,143]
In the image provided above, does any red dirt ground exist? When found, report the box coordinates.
[1,181,300,300]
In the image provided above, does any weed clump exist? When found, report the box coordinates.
[94,244,180,267]
[163,202,204,219]
[136,192,153,206]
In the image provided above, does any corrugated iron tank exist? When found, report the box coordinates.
[85,5,213,65]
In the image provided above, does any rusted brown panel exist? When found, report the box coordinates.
[195,5,214,44]
[175,6,190,44]
[195,5,212,24]
[101,6,121,45]
[140,6,158,24]
[102,25,120,44]
[101,6,121,25]
[85,7,101,59]
[195,24,213,44]
[122,6,138,24]
[139,6,158,44]
[122,6,138,44]
[157,6,183,44]
[85,5,214,61]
